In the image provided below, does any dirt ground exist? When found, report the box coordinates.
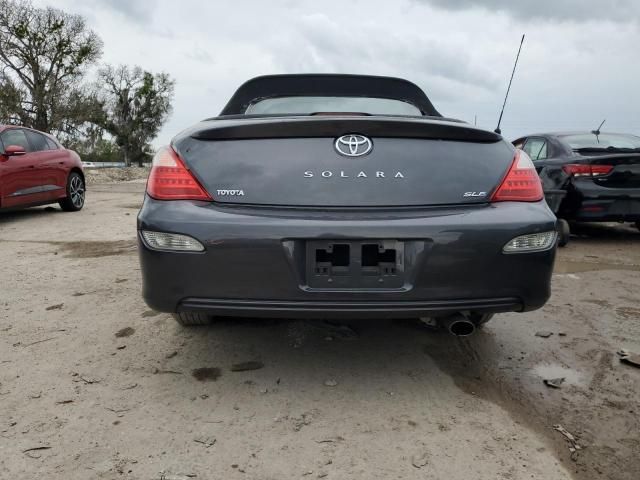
[1,182,639,480]
[84,167,150,185]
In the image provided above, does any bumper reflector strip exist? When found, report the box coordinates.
[503,231,557,254]
[141,230,205,252]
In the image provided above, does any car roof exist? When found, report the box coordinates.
[219,74,442,117]
[0,124,54,136]
[0,124,40,133]
[0,125,61,146]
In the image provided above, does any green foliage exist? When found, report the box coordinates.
[98,65,175,167]
[67,135,122,163]
[0,0,103,134]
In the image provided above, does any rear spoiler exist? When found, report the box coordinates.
[219,74,442,116]
[188,117,502,143]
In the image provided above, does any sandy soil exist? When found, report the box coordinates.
[84,167,150,185]
[1,183,639,480]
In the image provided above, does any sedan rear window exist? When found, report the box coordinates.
[561,133,640,150]
[245,96,422,116]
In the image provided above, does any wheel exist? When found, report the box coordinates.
[557,218,570,247]
[58,172,85,212]
[172,312,212,326]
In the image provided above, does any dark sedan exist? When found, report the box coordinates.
[513,132,640,245]
[137,74,558,334]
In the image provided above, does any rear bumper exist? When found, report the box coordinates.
[178,297,522,319]
[137,197,557,318]
[573,198,640,221]
[564,179,640,221]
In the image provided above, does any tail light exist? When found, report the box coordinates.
[562,164,613,177]
[146,146,212,201]
[491,150,543,202]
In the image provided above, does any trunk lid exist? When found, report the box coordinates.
[173,116,515,207]
[582,153,640,189]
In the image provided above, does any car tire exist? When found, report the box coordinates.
[58,172,85,212]
[557,219,570,247]
[172,312,212,326]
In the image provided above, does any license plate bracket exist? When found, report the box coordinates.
[305,240,405,289]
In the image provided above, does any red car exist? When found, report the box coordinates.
[0,125,85,212]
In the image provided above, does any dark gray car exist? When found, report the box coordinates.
[513,132,640,246]
[137,74,557,334]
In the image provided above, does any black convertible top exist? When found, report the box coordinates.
[219,74,442,117]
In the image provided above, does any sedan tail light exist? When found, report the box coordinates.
[146,146,212,201]
[562,164,613,177]
[491,150,543,202]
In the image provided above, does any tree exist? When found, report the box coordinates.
[99,65,174,167]
[0,0,103,135]
[65,125,121,163]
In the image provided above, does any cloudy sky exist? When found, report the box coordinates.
[32,0,640,145]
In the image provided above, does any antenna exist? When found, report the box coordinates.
[592,119,606,136]
[495,34,525,135]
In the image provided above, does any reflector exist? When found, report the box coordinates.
[503,231,557,253]
[141,230,205,252]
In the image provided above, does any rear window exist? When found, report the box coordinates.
[245,96,422,116]
[561,133,640,150]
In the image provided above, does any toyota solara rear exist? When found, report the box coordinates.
[137,74,557,328]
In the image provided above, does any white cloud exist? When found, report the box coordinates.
[93,0,158,23]
[31,0,640,144]
[415,0,640,23]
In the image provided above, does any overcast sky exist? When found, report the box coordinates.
[32,0,640,145]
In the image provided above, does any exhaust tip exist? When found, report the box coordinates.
[437,314,476,337]
[449,320,475,337]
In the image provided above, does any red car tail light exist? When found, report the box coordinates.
[491,150,543,202]
[146,146,212,201]
[562,164,613,177]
